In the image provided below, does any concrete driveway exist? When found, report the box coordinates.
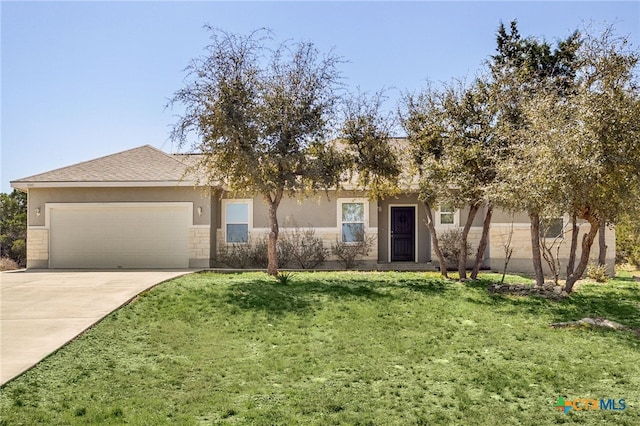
[0,270,194,385]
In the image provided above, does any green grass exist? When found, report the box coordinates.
[1,271,639,425]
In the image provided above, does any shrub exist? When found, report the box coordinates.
[249,238,270,268]
[280,227,327,269]
[0,257,19,271]
[10,239,26,267]
[616,213,640,267]
[438,229,471,266]
[331,230,376,270]
[586,263,609,283]
[217,242,254,269]
[217,235,291,269]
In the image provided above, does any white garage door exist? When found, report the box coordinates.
[49,203,190,268]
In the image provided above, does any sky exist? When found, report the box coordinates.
[2,1,639,193]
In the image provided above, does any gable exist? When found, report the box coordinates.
[11,145,196,189]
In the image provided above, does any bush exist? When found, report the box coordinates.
[0,257,19,271]
[586,263,609,283]
[218,229,324,269]
[217,241,254,269]
[616,213,640,267]
[10,239,26,267]
[331,231,376,270]
[438,229,472,266]
[280,227,327,269]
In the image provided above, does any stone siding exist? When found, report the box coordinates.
[189,227,211,267]
[27,228,49,268]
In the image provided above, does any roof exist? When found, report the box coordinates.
[11,145,198,189]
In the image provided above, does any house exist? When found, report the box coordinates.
[10,145,615,273]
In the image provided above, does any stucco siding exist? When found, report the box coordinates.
[246,191,377,229]
[491,209,530,224]
[28,187,213,227]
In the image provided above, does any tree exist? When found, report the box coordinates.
[169,28,343,276]
[340,90,402,200]
[616,210,640,267]
[560,26,640,291]
[401,83,450,277]
[0,190,27,266]
[401,77,496,280]
[491,21,640,292]
[489,20,582,287]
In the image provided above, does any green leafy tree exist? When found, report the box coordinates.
[560,26,640,291]
[492,22,640,292]
[616,211,640,267]
[169,28,344,276]
[401,83,450,277]
[340,90,401,199]
[0,190,27,266]
[401,77,496,279]
[490,20,582,287]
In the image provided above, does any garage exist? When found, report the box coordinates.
[48,203,191,269]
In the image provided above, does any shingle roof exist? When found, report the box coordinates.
[11,145,196,188]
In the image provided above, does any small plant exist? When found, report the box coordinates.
[586,263,609,283]
[331,229,375,270]
[275,271,296,285]
[438,229,471,267]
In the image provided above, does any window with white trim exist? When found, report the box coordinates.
[340,201,366,242]
[435,203,460,227]
[224,201,250,243]
[439,203,455,225]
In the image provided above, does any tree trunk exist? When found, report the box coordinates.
[566,214,578,279]
[266,190,283,276]
[423,202,448,278]
[458,202,480,279]
[471,203,493,279]
[598,217,607,267]
[529,212,545,287]
[564,214,600,293]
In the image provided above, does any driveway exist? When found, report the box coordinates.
[0,270,194,385]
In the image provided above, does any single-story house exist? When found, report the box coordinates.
[11,145,615,273]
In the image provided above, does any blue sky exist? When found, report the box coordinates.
[2,1,638,192]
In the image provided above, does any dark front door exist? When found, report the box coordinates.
[391,207,415,262]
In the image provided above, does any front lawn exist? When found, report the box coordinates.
[1,271,639,425]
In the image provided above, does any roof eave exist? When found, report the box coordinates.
[10,180,203,190]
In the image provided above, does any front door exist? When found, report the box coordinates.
[391,207,415,262]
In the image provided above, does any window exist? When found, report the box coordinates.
[225,201,249,243]
[341,202,365,242]
[439,204,455,225]
[541,217,564,239]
